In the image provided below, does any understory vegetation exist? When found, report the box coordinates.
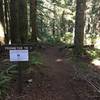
[0,51,43,98]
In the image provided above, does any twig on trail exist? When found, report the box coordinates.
[84,77,100,93]
[10,94,29,99]
[87,95,100,99]
[6,94,29,100]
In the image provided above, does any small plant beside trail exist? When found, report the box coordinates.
[28,51,46,76]
[30,51,43,65]
[0,71,11,99]
[86,49,100,59]
[0,64,17,99]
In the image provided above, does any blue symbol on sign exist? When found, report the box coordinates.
[17,54,20,57]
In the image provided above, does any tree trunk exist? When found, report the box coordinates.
[30,0,37,42]
[10,0,19,43]
[18,0,28,43]
[74,0,86,57]
[10,0,28,44]
[52,3,56,39]
[0,0,4,27]
[4,0,10,44]
[0,0,5,45]
[60,11,66,36]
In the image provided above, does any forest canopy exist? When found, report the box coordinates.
[0,0,100,55]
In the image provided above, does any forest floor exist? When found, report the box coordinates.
[1,45,100,100]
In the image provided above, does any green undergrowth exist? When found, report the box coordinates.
[86,49,100,59]
[0,64,17,99]
[0,72,10,99]
[72,48,100,79]
[72,48,100,72]
[76,61,89,73]
[27,51,46,75]
[30,51,43,65]
[0,51,44,99]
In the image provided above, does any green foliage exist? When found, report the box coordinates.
[28,51,47,76]
[1,0,100,46]
[36,0,100,47]
[30,51,42,65]
[60,32,73,44]
[37,0,75,44]
[46,35,60,45]
[6,65,17,74]
[0,72,11,99]
[77,62,89,73]
[87,49,100,59]
[85,0,100,45]
[0,64,17,99]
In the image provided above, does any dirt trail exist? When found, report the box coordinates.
[8,46,91,100]
[30,46,79,100]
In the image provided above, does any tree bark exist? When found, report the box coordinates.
[0,0,5,45]
[10,0,28,44]
[74,0,86,57]
[0,0,4,27]
[18,0,28,43]
[10,0,19,43]
[30,0,37,42]
[4,0,10,44]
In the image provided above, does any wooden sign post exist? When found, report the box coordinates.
[9,50,29,94]
[10,50,29,62]
[1,44,33,94]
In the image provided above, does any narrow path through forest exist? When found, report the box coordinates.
[9,46,93,100]
[30,46,80,100]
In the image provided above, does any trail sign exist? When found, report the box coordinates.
[5,44,32,94]
[4,44,33,51]
[10,50,29,61]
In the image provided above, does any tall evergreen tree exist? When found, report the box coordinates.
[18,0,28,43]
[74,0,86,57]
[10,0,28,43]
[0,0,5,45]
[4,0,10,43]
[0,0,4,27]
[30,0,37,42]
[10,0,19,43]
